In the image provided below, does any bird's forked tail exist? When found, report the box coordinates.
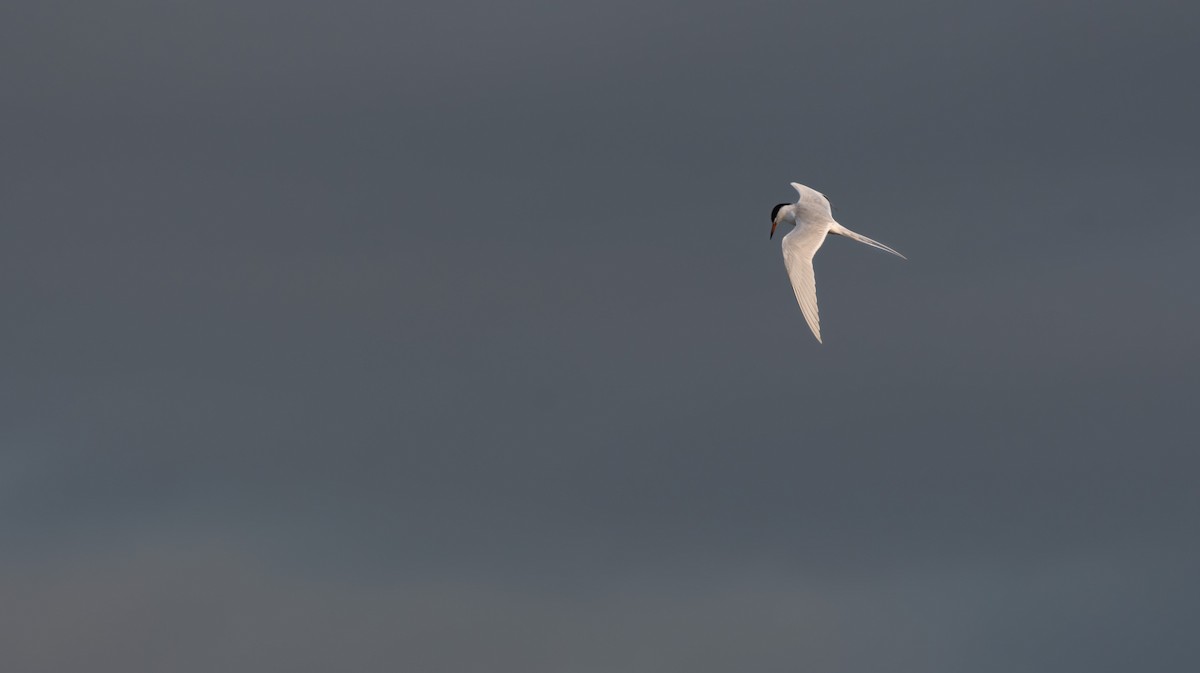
[830,223,906,259]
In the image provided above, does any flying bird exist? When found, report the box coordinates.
[770,182,905,343]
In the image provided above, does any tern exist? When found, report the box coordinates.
[770,182,905,343]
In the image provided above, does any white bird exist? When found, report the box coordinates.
[770,182,905,343]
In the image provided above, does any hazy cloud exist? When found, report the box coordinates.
[2,0,1198,670]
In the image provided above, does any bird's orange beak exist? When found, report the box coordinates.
[770,220,778,239]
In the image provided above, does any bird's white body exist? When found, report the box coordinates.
[774,183,905,343]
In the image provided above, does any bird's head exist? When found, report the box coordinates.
[769,203,790,239]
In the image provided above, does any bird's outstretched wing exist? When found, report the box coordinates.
[791,182,833,218]
[781,221,830,343]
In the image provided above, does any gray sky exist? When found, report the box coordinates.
[3,0,1199,671]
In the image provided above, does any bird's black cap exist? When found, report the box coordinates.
[770,203,788,222]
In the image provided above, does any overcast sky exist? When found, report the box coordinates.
[3,1,1199,671]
